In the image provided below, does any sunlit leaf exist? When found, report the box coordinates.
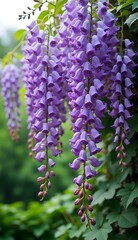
[15,29,27,41]
[37,10,49,24]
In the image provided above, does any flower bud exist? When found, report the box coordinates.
[74,188,80,195]
[37,177,44,182]
[90,218,96,225]
[38,191,43,198]
[88,205,93,212]
[74,198,80,205]
[48,181,52,189]
[81,214,86,222]
[88,195,93,202]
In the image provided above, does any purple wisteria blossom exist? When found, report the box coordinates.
[1,64,20,141]
[56,0,109,225]
[22,21,66,199]
[110,39,135,165]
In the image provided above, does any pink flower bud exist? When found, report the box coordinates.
[38,191,43,198]
[48,181,52,189]
[40,183,45,190]
[74,198,80,205]
[74,188,80,195]
[81,215,86,222]
[37,177,44,182]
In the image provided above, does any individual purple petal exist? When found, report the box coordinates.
[69,158,80,171]
[84,94,92,108]
[35,151,46,162]
[73,175,83,186]
[89,86,98,99]
[90,129,101,143]
[88,141,101,155]
[92,56,103,71]
[83,61,92,76]
[78,149,87,162]
[85,166,97,179]
[48,158,56,167]
[92,35,101,49]
[38,164,46,172]
[89,157,101,167]
[86,42,94,57]
[80,131,88,144]
[81,19,90,35]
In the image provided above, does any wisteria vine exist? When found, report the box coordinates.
[0,0,135,227]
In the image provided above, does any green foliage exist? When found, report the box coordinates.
[37,10,49,24]
[117,182,138,209]
[83,220,112,240]
[93,181,120,205]
[14,29,27,41]
[107,206,138,228]
[132,0,138,10]
[0,189,75,240]
[116,0,133,12]
[125,12,138,27]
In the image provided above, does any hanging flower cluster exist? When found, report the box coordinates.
[22,21,66,199]
[0,0,135,226]
[1,64,21,141]
[110,39,135,166]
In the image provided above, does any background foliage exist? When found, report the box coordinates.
[0,0,138,239]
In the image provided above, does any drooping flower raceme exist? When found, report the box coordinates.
[110,39,135,165]
[22,21,66,199]
[56,0,109,225]
[1,64,21,141]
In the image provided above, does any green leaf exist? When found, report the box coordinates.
[69,225,86,239]
[15,29,27,41]
[125,12,138,27]
[83,217,112,240]
[125,139,137,164]
[107,207,138,228]
[132,0,138,10]
[118,207,138,228]
[54,224,72,238]
[117,182,138,209]
[55,0,67,14]
[128,114,138,139]
[33,224,49,237]
[37,10,49,24]
[116,0,133,12]
[107,211,120,224]
[117,0,125,4]
[121,10,131,16]
[33,3,41,9]
[93,181,119,205]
